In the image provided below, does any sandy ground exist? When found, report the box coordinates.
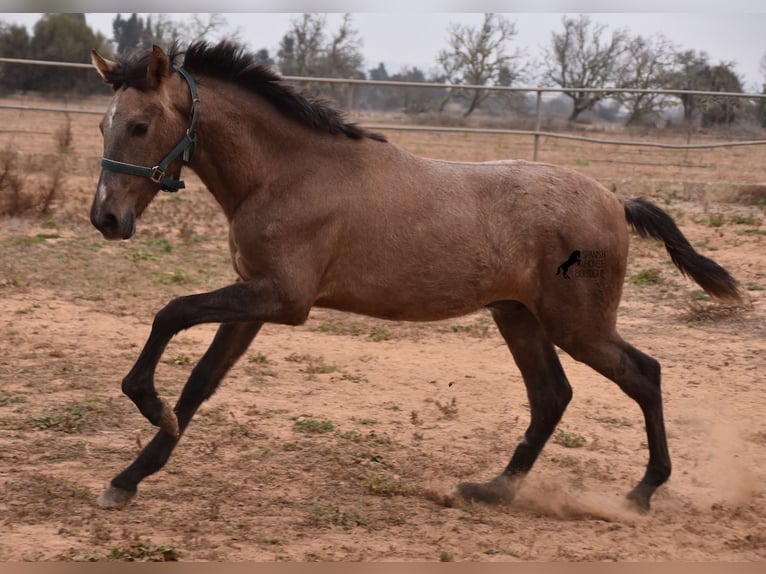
[0,102,765,561]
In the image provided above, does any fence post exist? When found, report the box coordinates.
[533,89,542,162]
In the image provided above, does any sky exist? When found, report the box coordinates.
[2,2,766,91]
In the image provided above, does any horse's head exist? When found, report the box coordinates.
[90,45,196,240]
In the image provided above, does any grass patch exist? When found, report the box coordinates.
[553,430,587,448]
[593,415,633,428]
[630,268,660,286]
[306,502,368,530]
[293,417,335,434]
[707,213,725,228]
[690,290,710,301]
[28,399,105,433]
[312,321,364,336]
[730,214,758,225]
[97,540,179,562]
[365,474,414,497]
[369,327,393,342]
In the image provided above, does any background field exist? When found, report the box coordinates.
[0,100,765,561]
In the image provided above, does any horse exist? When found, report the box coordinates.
[89,41,741,512]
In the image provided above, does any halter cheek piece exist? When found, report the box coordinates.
[99,67,200,192]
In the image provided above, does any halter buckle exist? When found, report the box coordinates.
[150,166,166,184]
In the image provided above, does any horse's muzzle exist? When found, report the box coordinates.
[91,207,136,240]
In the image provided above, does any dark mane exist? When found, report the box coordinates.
[106,41,386,143]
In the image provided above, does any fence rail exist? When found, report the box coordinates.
[2,56,766,160]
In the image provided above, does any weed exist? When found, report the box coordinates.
[160,270,191,284]
[105,540,179,562]
[690,290,710,301]
[730,214,758,225]
[369,327,393,342]
[707,213,725,227]
[355,418,379,426]
[125,250,155,262]
[293,417,335,434]
[434,397,459,419]
[450,324,473,333]
[55,113,73,154]
[306,502,367,530]
[746,282,763,291]
[143,237,173,252]
[553,430,587,448]
[163,354,191,366]
[574,158,589,167]
[365,475,413,497]
[594,416,633,428]
[313,321,364,336]
[249,352,270,364]
[0,394,27,407]
[29,399,105,433]
[440,551,455,562]
[630,268,660,286]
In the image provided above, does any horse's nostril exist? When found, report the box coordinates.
[102,213,119,232]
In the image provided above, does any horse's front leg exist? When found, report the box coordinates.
[121,279,307,436]
[99,320,262,508]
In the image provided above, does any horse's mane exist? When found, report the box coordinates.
[106,41,387,143]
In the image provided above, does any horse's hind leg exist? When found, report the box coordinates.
[458,300,572,504]
[560,334,671,511]
[98,321,261,508]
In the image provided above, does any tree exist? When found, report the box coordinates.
[111,13,237,55]
[757,53,766,127]
[0,22,31,92]
[27,13,112,94]
[277,14,366,106]
[112,13,145,54]
[667,50,712,123]
[616,33,677,125]
[667,51,745,126]
[436,13,526,117]
[542,15,629,121]
[277,13,325,76]
[701,63,744,126]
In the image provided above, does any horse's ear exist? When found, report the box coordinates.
[146,44,171,89]
[91,49,118,84]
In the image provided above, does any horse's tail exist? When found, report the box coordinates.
[622,197,742,301]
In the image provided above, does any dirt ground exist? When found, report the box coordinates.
[0,100,765,561]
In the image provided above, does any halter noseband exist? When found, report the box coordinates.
[100,67,200,192]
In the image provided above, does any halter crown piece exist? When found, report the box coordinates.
[99,67,200,192]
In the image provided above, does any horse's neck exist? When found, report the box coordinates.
[189,83,319,218]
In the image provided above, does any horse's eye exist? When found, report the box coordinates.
[132,123,149,137]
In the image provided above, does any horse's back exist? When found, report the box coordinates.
[316,152,629,323]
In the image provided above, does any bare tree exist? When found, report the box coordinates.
[542,15,629,121]
[616,33,677,125]
[277,14,365,106]
[436,13,526,117]
[277,13,325,76]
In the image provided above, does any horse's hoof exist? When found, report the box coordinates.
[626,488,651,514]
[158,398,180,439]
[97,485,135,509]
[457,475,520,505]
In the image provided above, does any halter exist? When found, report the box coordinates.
[100,67,200,192]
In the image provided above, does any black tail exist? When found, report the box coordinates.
[623,197,742,301]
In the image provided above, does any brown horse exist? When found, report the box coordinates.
[89,41,741,512]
